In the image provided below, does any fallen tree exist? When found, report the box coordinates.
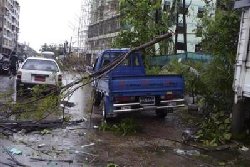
[0,31,173,135]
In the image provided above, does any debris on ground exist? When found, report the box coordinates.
[40,129,51,135]
[174,148,200,156]
[9,148,22,155]
[30,157,74,163]
[182,129,198,143]
[239,146,249,152]
[61,101,75,108]
[81,143,95,148]
[38,144,46,148]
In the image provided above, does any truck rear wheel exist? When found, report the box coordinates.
[155,109,167,118]
[232,100,245,136]
[102,97,114,123]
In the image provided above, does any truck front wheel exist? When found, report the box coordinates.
[232,99,245,136]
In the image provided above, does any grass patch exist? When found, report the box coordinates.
[99,118,140,136]
[107,163,119,167]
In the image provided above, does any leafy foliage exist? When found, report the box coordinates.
[107,163,119,167]
[160,60,205,95]
[196,111,232,146]
[194,4,240,144]
[160,2,240,145]
[201,8,240,111]
[113,0,173,63]
[99,118,139,136]
[14,85,61,120]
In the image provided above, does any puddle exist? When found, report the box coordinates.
[62,73,92,121]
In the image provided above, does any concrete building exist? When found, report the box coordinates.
[87,0,120,57]
[0,0,20,55]
[87,0,216,57]
[167,0,216,53]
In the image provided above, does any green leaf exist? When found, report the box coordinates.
[223,133,232,140]
[218,162,226,166]
[224,118,230,124]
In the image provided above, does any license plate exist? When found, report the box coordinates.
[169,101,176,106]
[121,106,131,110]
[140,96,155,106]
[34,75,46,82]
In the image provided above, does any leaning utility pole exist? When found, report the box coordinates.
[174,0,188,59]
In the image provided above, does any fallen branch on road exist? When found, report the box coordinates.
[0,118,85,135]
[30,157,73,163]
[0,161,16,167]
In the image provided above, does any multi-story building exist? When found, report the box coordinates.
[87,0,215,58]
[167,0,216,53]
[87,0,120,58]
[0,0,20,56]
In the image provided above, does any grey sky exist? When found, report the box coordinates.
[18,0,82,52]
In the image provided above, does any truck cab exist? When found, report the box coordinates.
[93,49,145,77]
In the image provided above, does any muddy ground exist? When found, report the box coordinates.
[1,74,250,167]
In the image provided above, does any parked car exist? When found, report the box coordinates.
[16,57,62,96]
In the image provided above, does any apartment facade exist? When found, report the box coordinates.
[166,0,216,53]
[0,0,20,55]
[87,0,120,57]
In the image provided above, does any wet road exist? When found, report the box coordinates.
[0,75,15,103]
[0,73,250,167]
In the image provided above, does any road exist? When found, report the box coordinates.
[0,75,15,103]
[0,73,250,167]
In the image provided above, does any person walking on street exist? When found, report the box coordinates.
[9,55,18,76]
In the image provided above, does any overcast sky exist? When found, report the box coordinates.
[19,0,82,52]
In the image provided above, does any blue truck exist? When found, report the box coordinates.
[91,49,185,120]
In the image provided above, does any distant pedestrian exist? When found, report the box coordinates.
[9,55,18,76]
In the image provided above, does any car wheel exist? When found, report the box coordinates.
[2,62,9,71]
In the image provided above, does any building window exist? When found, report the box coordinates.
[197,7,204,18]
[196,25,202,37]
[163,1,170,11]
[195,43,202,52]
[178,3,189,15]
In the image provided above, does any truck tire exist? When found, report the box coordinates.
[155,109,167,118]
[232,100,245,136]
[102,97,113,123]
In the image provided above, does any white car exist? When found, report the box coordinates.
[16,57,62,96]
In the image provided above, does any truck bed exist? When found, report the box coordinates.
[110,75,184,97]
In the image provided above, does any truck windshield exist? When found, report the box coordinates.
[102,52,140,66]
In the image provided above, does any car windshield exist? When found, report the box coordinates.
[22,59,59,72]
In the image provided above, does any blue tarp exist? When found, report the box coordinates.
[148,52,212,66]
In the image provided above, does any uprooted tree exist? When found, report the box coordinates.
[160,1,241,146]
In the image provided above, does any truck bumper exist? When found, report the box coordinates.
[112,99,185,113]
